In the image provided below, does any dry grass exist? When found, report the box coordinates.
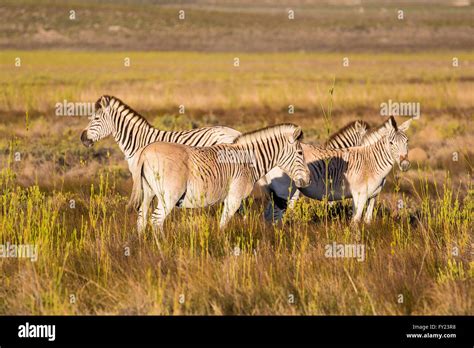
[0,165,472,315]
[1,50,473,126]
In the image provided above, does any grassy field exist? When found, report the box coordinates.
[0,49,472,315]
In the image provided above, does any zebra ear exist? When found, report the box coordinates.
[290,126,303,143]
[94,98,102,111]
[95,96,109,111]
[293,126,303,141]
[398,118,413,132]
[355,121,367,134]
[388,116,397,130]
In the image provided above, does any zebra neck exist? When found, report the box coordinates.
[370,140,394,177]
[112,115,160,159]
[239,141,279,182]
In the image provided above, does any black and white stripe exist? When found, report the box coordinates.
[266,116,412,223]
[264,120,372,222]
[81,95,240,159]
[129,123,310,230]
[323,120,370,150]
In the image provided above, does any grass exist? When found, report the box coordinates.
[0,157,472,314]
[0,50,472,315]
[1,50,473,116]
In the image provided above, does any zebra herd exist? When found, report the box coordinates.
[81,95,412,232]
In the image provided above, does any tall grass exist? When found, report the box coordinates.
[0,148,471,314]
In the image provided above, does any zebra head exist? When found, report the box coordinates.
[385,116,412,172]
[81,96,114,147]
[279,126,311,188]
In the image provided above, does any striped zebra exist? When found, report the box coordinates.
[265,116,412,223]
[81,95,241,170]
[81,95,241,226]
[129,124,311,231]
[264,120,371,221]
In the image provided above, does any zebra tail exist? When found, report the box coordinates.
[128,157,145,211]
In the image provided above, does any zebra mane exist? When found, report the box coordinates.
[233,123,302,145]
[324,120,370,145]
[95,95,152,126]
[360,119,394,145]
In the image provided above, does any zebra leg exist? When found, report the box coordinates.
[263,168,293,223]
[150,188,181,236]
[364,179,385,223]
[237,202,247,220]
[137,180,153,234]
[264,188,292,223]
[364,197,376,224]
[351,193,368,223]
[239,176,269,218]
[220,195,244,228]
[150,200,170,237]
[220,180,253,228]
[287,189,301,210]
[264,200,284,223]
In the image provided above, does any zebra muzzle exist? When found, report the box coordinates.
[81,130,94,147]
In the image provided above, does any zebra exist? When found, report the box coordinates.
[81,95,241,227]
[264,116,412,223]
[80,95,241,171]
[129,124,311,231]
[264,120,372,222]
[323,120,370,149]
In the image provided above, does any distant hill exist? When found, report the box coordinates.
[0,0,473,51]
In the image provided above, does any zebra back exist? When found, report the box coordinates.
[231,123,308,183]
[93,95,241,158]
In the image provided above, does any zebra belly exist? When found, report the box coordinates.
[299,182,350,201]
[179,180,227,208]
[349,176,387,200]
[299,171,352,201]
